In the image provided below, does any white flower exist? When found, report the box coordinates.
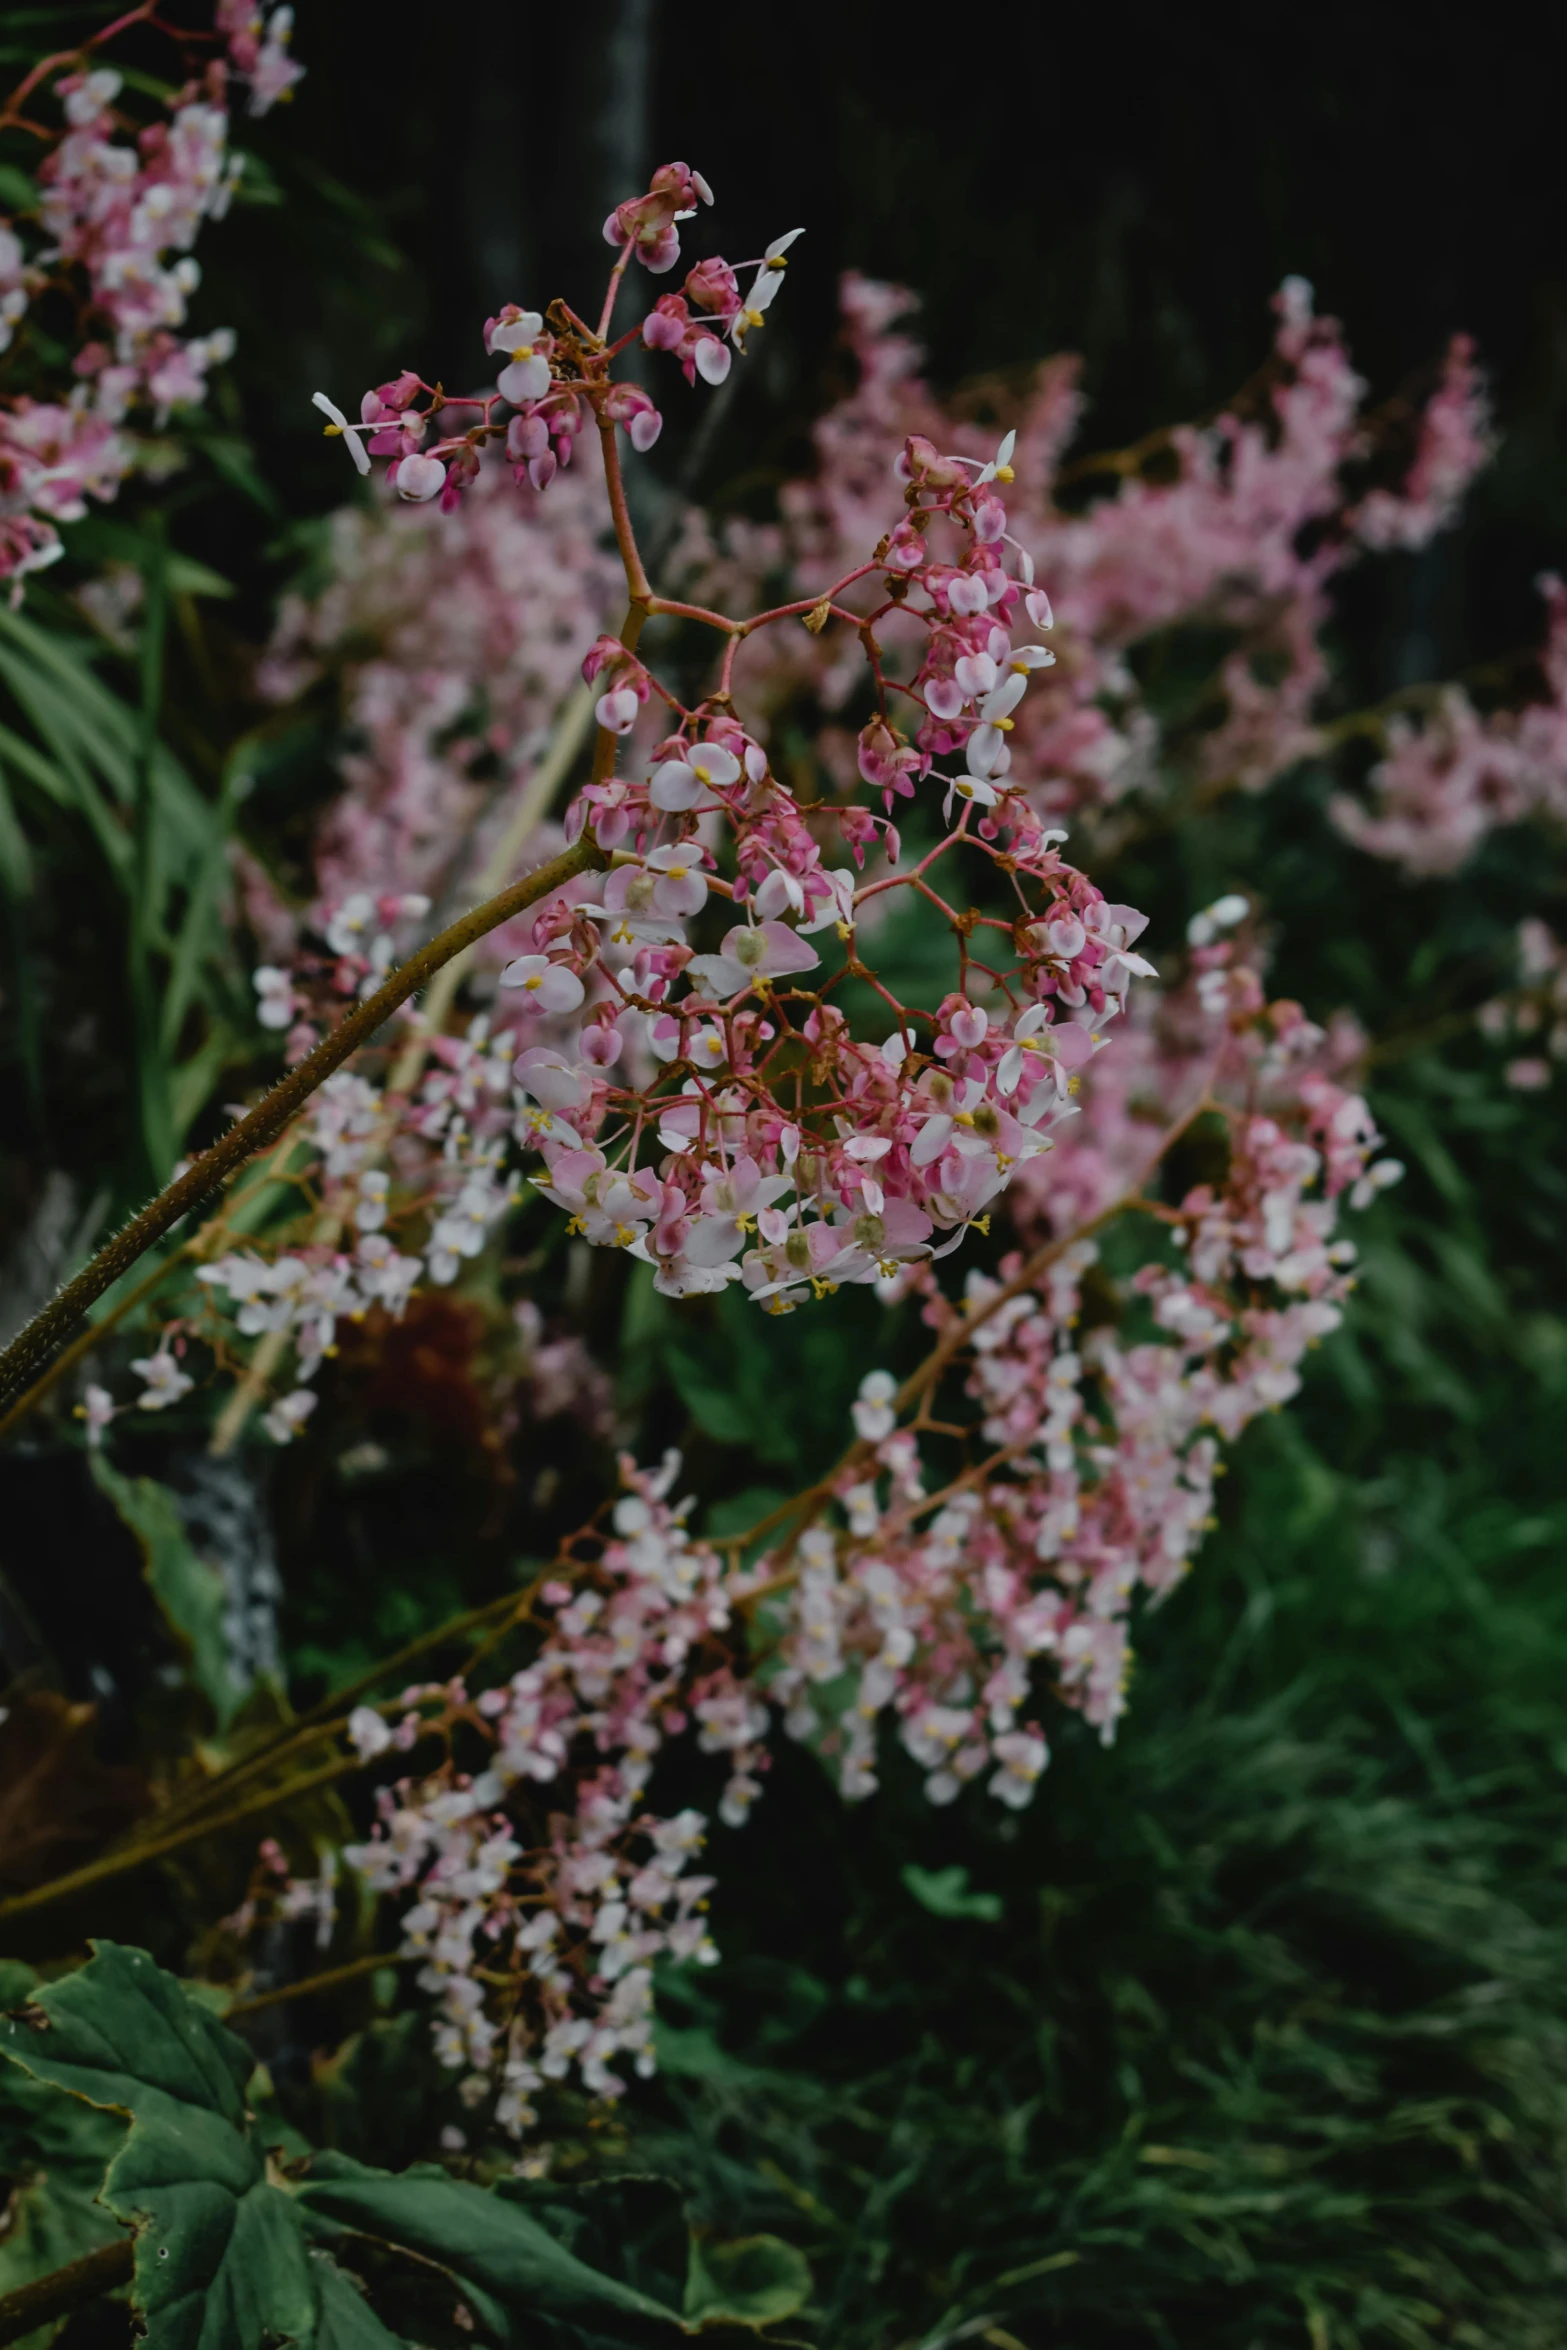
[325,891,376,956]
[979,672,1028,724]
[685,920,821,997]
[966,725,1010,781]
[974,428,1017,487]
[1186,892,1250,946]
[311,391,371,477]
[253,965,295,1030]
[996,1004,1054,1095]
[347,1704,394,1759]
[852,1368,898,1442]
[1349,1157,1405,1210]
[990,1729,1049,1809]
[645,842,709,917]
[512,1047,592,1111]
[130,1349,193,1410]
[731,228,804,345]
[263,1388,319,1444]
[954,651,998,699]
[78,1384,116,1447]
[752,868,805,921]
[648,741,742,810]
[498,956,585,1013]
[488,308,552,404]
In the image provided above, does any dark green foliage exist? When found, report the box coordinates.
[0,1948,814,2349]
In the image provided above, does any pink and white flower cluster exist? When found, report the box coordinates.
[285,166,1157,1308]
[310,161,800,518]
[144,159,1498,2141]
[0,4,297,587]
[254,949,1394,2129]
[1479,916,1567,1091]
[1331,578,1567,875]
[689,272,1499,848]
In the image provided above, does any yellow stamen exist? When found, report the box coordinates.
[322,422,342,438]
[996,463,1015,482]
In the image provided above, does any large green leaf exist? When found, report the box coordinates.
[297,2154,688,2345]
[90,1456,245,1727]
[0,1942,314,2350]
[0,1960,127,2338]
[309,2257,409,2349]
[300,2157,813,2346]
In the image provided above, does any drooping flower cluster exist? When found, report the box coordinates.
[0,5,297,587]
[83,169,1477,2139]
[277,169,1153,1310]
[251,941,1394,2130]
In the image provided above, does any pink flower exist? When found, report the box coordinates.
[394,453,446,502]
[686,922,821,997]
[604,382,662,451]
[595,686,642,734]
[603,161,714,275]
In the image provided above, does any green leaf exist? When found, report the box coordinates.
[684,2238,813,2329]
[666,1339,773,1450]
[309,2256,409,2349]
[170,1019,239,1143]
[296,2152,691,2345]
[0,1943,314,2350]
[0,756,33,894]
[901,1864,1004,1924]
[0,1962,128,2330]
[91,1456,245,1727]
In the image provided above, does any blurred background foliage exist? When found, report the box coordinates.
[2,5,1566,2346]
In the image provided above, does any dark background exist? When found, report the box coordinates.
[232,6,1562,454]
[187,0,1567,690]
